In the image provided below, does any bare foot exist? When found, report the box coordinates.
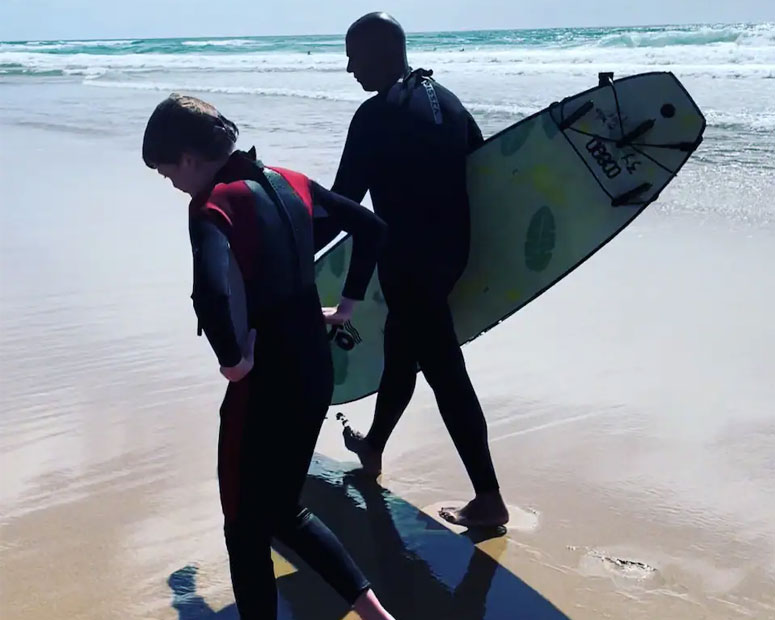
[438,491,509,528]
[342,425,382,476]
[353,589,395,620]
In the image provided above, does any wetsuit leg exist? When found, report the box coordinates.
[365,310,419,452]
[218,379,277,618]
[270,393,371,606]
[366,284,499,495]
[218,368,370,618]
[275,506,371,604]
[413,298,499,495]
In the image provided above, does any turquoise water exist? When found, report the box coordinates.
[2,23,774,61]
[1,22,774,222]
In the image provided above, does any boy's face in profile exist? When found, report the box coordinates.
[156,154,201,196]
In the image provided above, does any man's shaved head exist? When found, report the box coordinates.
[345,12,409,93]
[347,12,405,45]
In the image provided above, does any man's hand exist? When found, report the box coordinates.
[322,297,357,326]
[220,329,257,382]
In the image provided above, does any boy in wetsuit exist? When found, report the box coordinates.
[142,94,395,620]
[333,13,509,529]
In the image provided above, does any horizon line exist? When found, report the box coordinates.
[2,20,770,45]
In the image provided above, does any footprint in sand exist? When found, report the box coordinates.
[574,547,658,581]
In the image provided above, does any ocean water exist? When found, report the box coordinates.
[2,22,775,620]
[2,23,775,220]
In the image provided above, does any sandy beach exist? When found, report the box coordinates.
[3,24,775,619]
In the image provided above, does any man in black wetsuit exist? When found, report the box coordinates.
[333,13,509,528]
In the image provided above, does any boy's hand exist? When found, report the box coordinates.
[220,329,257,382]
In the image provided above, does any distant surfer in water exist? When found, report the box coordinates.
[142,94,394,620]
[332,12,509,529]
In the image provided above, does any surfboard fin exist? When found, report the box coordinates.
[612,182,652,207]
[642,137,704,152]
[617,119,656,148]
[598,72,614,86]
[558,100,594,130]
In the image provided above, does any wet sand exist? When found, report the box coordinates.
[2,120,775,620]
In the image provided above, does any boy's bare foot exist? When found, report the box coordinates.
[353,589,395,620]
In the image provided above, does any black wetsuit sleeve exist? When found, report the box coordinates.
[310,181,386,301]
[331,108,370,203]
[190,217,242,368]
[466,110,485,152]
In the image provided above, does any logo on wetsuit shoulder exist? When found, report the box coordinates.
[422,79,443,125]
[328,321,363,351]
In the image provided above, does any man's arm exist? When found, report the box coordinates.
[331,106,371,203]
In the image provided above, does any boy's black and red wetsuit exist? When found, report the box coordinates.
[188,148,385,618]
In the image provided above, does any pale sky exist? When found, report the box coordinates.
[2,0,774,41]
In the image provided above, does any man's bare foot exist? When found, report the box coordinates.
[342,426,383,476]
[438,491,509,528]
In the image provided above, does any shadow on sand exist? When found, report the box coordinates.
[169,454,569,619]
